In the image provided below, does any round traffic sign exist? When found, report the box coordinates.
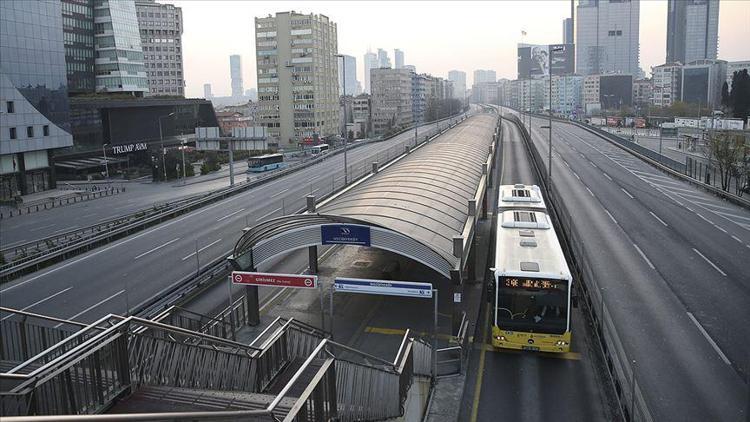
[304,278,313,287]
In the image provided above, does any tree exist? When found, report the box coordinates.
[728,69,750,123]
[705,132,746,192]
[721,81,730,109]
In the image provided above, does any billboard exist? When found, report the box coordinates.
[517,43,574,79]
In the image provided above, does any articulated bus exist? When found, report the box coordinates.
[247,153,287,173]
[489,184,573,353]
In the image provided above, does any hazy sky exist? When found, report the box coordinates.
[173,0,750,98]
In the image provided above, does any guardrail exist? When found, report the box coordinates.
[0,113,468,283]
[507,113,654,422]
[0,187,124,219]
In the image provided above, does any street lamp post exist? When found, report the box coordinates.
[102,143,110,179]
[180,140,187,184]
[336,54,349,185]
[158,112,175,182]
[548,74,553,189]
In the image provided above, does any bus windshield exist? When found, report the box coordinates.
[495,277,568,334]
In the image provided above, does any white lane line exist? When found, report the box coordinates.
[216,208,246,222]
[604,209,618,225]
[259,207,282,221]
[270,188,289,198]
[585,187,595,197]
[602,172,612,181]
[80,213,97,218]
[692,248,727,277]
[55,289,125,328]
[632,244,655,270]
[686,312,731,365]
[134,237,180,260]
[621,188,635,199]
[648,211,668,227]
[1,287,73,321]
[563,161,571,168]
[2,239,28,248]
[695,213,711,223]
[29,224,56,232]
[311,188,321,194]
[181,239,222,261]
[573,172,581,180]
[731,235,743,243]
[589,161,598,168]
[52,225,78,234]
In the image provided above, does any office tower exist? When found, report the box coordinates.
[254,11,339,145]
[394,49,404,69]
[666,0,719,64]
[576,0,640,75]
[204,83,213,99]
[473,70,497,84]
[136,0,184,97]
[93,0,149,95]
[338,55,358,96]
[448,70,467,100]
[680,59,726,108]
[61,0,95,94]
[1,0,74,198]
[363,50,377,93]
[230,55,243,97]
[370,68,414,134]
[563,18,573,44]
[377,48,391,68]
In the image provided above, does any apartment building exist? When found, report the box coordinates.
[370,68,413,135]
[651,63,683,108]
[136,0,184,97]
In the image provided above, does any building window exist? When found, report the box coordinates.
[6,101,14,113]
[27,126,34,138]
[9,127,17,139]
[43,125,50,136]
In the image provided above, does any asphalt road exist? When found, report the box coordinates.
[517,110,748,421]
[0,114,469,327]
[460,117,613,422]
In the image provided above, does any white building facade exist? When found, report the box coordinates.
[448,70,467,101]
[136,0,184,97]
[576,0,640,76]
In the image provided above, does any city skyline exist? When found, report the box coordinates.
[173,0,749,98]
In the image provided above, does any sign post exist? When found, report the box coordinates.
[232,271,323,329]
[331,277,437,379]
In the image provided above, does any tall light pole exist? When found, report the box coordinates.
[548,74,553,188]
[180,139,187,184]
[102,143,110,179]
[158,112,175,182]
[336,54,349,185]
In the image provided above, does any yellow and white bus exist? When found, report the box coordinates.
[490,184,573,353]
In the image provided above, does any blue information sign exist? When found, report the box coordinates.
[333,277,433,299]
[321,224,371,246]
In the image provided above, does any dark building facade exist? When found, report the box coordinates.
[62,0,95,94]
[599,74,633,110]
[1,0,74,200]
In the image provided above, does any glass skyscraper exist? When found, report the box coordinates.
[1,0,74,199]
[62,0,95,94]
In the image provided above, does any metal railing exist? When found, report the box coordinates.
[509,114,654,422]
[435,311,470,377]
[0,187,124,220]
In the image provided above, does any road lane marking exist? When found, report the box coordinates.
[604,209,618,225]
[686,312,731,365]
[80,213,97,218]
[620,188,635,199]
[632,244,655,270]
[572,171,581,180]
[56,289,125,328]
[731,235,743,243]
[648,211,668,227]
[2,239,28,248]
[714,225,727,233]
[270,188,289,198]
[216,208,245,222]
[585,187,595,197]
[1,287,73,321]
[52,225,78,234]
[692,248,727,276]
[29,224,56,232]
[259,207,282,221]
[602,172,613,181]
[695,213,711,224]
[469,305,490,422]
[563,161,571,168]
[181,239,222,261]
[134,237,180,260]
[589,161,597,168]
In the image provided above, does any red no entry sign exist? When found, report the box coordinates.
[231,271,318,289]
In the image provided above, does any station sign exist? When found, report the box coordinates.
[321,224,371,246]
[333,277,433,299]
[231,271,318,289]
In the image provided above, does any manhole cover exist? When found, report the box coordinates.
[352,260,371,268]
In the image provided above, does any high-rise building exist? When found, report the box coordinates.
[136,0,184,97]
[576,0,640,75]
[204,83,213,99]
[230,55,243,98]
[93,0,149,95]
[632,78,653,109]
[61,0,95,95]
[448,70,467,100]
[666,0,719,65]
[394,49,404,69]
[363,50,377,94]
[370,68,414,134]
[563,17,573,44]
[338,55,358,96]
[1,0,74,199]
[651,62,683,108]
[254,11,339,145]
[680,59,726,108]
[545,75,584,116]
[377,48,391,69]
[473,70,497,84]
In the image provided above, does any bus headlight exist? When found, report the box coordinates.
[555,340,568,347]
[495,336,506,341]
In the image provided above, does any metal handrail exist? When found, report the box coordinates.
[0,306,98,329]
[268,339,327,410]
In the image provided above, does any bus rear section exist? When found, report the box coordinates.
[247,153,286,172]
[310,143,329,156]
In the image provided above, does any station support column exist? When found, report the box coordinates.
[307,195,318,274]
